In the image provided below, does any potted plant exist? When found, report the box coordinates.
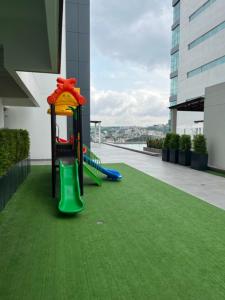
[178,134,191,166]
[169,133,180,163]
[162,133,172,162]
[191,134,208,170]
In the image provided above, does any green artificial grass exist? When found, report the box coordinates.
[1,164,225,299]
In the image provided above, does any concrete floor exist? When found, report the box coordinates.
[92,143,225,211]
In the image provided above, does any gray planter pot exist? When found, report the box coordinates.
[178,150,191,166]
[169,149,179,163]
[162,149,170,162]
[191,152,208,170]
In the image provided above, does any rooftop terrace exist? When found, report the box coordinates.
[92,143,225,210]
[1,145,225,299]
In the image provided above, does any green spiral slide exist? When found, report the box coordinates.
[59,160,84,213]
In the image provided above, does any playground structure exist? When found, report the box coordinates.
[47,77,122,214]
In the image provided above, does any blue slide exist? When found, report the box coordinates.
[84,155,122,181]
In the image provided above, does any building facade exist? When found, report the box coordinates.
[0,0,90,159]
[170,0,225,170]
[66,0,90,147]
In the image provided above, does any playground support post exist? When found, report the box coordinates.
[73,110,78,159]
[50,104,56,198]
[77,105,84,196]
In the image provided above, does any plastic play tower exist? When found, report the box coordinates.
[47,77,86,213]
[47,77,122,214]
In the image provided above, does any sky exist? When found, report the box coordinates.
[90,0,172,127]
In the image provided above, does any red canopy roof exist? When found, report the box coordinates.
[47,77,86,105]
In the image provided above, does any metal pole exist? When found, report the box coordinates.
[98,122,101,144]
[94,123,97,142]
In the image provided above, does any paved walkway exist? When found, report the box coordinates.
[92,143,225,210]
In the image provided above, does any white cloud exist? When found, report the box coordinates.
[90,0,172,126]
[91,0,171,69]
[91,86,169,126]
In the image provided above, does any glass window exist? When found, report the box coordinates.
[187,55,225,78]
[170,77,178,96]
[173,2,180,23]
[172,26,180,48]
[189,20,225,49]
[171,51,179,73]
[189,0,217,22]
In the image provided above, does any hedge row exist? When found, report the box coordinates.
[0,129,30,176]
[146,137,164,149]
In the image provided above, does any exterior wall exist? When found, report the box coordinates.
[4,3,67,159]
[66,0,90,147]
[0,98,4,128]
[179,0,225,102]
[176,0,225,132]
[4,0,91,158]
[204,82,225,170]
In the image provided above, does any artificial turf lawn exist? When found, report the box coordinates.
[1,165,225,300]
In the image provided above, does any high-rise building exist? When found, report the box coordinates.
[0,0,90,159]
[169,0,225,170]
[169,0,181,129]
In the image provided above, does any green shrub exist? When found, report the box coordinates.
[19,130,30,159]
[147,137,164,149]
[0,129,30,176]
[179,134,191,151]
[169,133,180,150]
[163,133,172,150]
[0,130,11,176]
[193,134,207,154]
[9,129,18,164]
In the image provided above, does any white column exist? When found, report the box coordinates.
[0,98,4,128]
[171,109,177,133]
